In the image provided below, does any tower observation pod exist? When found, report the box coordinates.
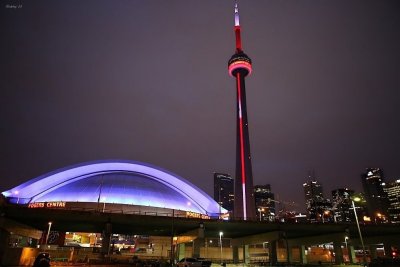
[228,3,256,221]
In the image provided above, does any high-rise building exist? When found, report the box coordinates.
[213,173,234,213]
[303,178,332,222]
[331,188,354,223]
[254,185,276,222]
[303,179,323,206]
[228,3,256,220]
[383,179,400,223]
[361,168,390,220]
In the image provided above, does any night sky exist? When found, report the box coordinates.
[1,1,400,211]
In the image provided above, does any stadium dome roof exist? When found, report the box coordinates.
[2,160,226,217]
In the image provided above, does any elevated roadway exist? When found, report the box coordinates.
[2,205,399,244]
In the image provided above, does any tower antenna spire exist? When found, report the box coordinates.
[234,2,243,53]
[234,2,240,26]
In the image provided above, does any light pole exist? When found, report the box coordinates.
[219,231,223,264]
[258,208,264,221]
[351,197,367,266]
[45,222,52,245]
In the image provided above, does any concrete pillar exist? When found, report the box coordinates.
[243,244,250,264]
[287,244,293,263]
[300,245,307,265]
[192,238,203,258]
[232,245,239,264]
[348,245,356,264]
[369,244,378,260]
[193,226,204,258]
[269,240,278,265]
[177,243,186,260]
[333,241,344,265]
[101,222,112,256]
[0,229,10,266]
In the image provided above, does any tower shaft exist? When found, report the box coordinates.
[228,3,256,220]
[234,72,256,220]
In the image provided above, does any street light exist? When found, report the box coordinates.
[258,208,264,221]
[45,222,52,245]
[351,196,367,266]
[219,231,223,264]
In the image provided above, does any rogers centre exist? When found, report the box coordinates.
[2,160,227,218]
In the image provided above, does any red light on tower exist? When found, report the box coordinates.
[228,3,256,221]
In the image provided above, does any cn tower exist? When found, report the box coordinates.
[228,3,256,221]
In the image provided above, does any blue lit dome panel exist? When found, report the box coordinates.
[2,160,225,216]
[35,172,194,211]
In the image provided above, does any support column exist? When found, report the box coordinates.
[101,222,112,256]
[287,244,293,263]
[193,238,203,258]
[0,229,10,266]
[269,241,278,266]
[243,244,250,264]
[232,245,239,264]
[333,241,344,265]
[300,245,307,265]
[348,245,356,264]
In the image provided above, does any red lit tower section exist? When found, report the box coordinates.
[228,3,256,221]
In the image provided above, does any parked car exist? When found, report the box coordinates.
[196,258,212,267]
[176,258,211,267]
[33,252,50,267]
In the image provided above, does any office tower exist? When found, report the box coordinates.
[331,188,354,222]
[361,168,390,220]
[383,179,400,223]
[213,173,234,212]
[303,179,323,207]
[228,3,256,220]
[303,179,331,222]
[254,184,276,222]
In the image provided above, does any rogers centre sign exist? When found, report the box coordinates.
[186,211,210,220]
[28,202,66,209]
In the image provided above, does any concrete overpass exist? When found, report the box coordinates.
[1,204,400,265]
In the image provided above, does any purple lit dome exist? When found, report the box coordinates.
[2,160,226,216]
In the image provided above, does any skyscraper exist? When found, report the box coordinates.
[228,3,256,221]
[254,184,276,222]
[361,168,389,220]
[213,173,234,213]
[383,179,400,223]
[331,188,354,223]
[303,178,331,222]
[303,179,323,206]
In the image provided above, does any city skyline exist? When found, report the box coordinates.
[1,1,400,210]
